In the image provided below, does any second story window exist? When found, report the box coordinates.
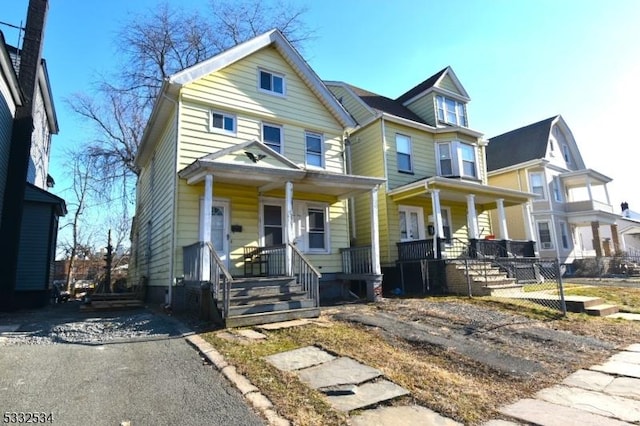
[437,141,477,178]
[210,111,236,134]
[259,69,285,95]
[305,132,323,167]
[562,144,571,164]
[262,123,282,153]
[436,95,467,127]
[529,172,545,198]
[396,134,413,173]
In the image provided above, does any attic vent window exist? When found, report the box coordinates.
[259,69,285,95]
[436,95,467,127]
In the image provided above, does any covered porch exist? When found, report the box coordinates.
[176,140,385,323]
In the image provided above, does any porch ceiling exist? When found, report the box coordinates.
[388,176,537,207]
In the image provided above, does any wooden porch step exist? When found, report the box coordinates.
[226,299,316,317]
[585,304,619,317]
[90,292,140,301]
[225,307,320,328]
[228,291,309,306]
[80,299,145,312]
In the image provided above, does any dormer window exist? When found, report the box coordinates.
[436,95,467,127]
[259,69,285,95]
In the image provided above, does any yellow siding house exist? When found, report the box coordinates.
[131,30,383,325]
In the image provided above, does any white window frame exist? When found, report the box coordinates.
[258,68,285,96]
[262,122,283,153]
[436,95,467,127]
[562,144,571,164]
[305,131,324,168]
[440,206,453,244]
[304,203,330,253]
[395,133,413,173]
[209,110,236,135]
[436,141,478,179]
[259,198,330,254]
[537,221,553,249]
[529,171,546,200]
[398,205,425,241]
[559,221,570,249]
[552,177,563,202]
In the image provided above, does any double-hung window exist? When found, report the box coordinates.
[305,132,323,168]
[259,69,285,95]
[261,199,330,253]
[262,123,282,153]
[307,206,327,251]
[559,221,570,249]
[436,141,477,178]
[210,110,236,134]
[537,221,553,249]
[436,95,467,127]
[529,172,545,198]
[396,134,412,172]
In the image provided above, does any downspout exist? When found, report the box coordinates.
[380,116,389,192]
[163,90,180,307]
[344,132,356,244]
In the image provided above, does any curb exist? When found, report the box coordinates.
[183,333,290,426]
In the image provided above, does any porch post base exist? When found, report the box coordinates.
[365,275,384,302]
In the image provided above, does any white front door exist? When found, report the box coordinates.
[399,205,425,241]
[201,197,230,268]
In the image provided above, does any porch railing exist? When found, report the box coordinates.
[340,246,373,275]
[182,241,233,319]
[397,238,441,261]
[243,244,287,277]
[291,243,321,307]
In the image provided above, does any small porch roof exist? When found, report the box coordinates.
[388,176,537,207]
[560,168,612,188]
[566,210,619,226]
[178,140,385,199]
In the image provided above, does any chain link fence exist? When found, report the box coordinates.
[449,257,567,315]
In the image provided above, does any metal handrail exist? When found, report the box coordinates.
[290,243,321,307]
[205,241,233,319]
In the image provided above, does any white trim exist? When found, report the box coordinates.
[395,133,413,173]
[303,203,330,254]
[398,205,426,241]
[559,220,570,250]
[381,117,389,191]
[528,171,547,200]
[209,109,237,135]
[536,220,554,249]
[258,67,286,97]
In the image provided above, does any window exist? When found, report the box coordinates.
[259,69,284,95]
[437,141,478,178]
[537,222,553,249]
[440,207,452,243]
[307,207,327,250]
[436,95,467,126]
[559,221,570,249]
[529,172,545,198]
[210,111,236,134]
[562,144,571,164]
[261,200,330,253]
[396,134,412,172]
[263,204,283,246]
[552,177,562,202]
[438,143,453,175]
[262,123,282,153]
[305,132,323,167]
[398,206,425,241]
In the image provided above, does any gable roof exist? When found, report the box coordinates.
[486,116,558,172]
[396,66,470,105]
[0,31,23,106]
[136,29,355,168]
[345,83,428,124]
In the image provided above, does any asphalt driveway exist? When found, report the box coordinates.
[0,303,264,426]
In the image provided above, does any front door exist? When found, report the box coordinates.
[399,205,425,241]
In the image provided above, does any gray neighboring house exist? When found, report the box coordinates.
[486,115,619,266]
[0,27,66,309]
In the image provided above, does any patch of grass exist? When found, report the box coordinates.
[562,284,640,314]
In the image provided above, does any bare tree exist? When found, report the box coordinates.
[67,0,313,205]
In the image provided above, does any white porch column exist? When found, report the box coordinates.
[431,189,444,239]
[523,202,535,241]
[586,175,594,202]
[200,174,213,281]
[466,194,479,240]
[496,198,509,240]
[284,181,294,276]
[370,185,381,275]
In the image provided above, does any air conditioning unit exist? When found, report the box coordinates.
[541,242,553,249]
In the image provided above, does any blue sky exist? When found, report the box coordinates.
[3,0,640,247]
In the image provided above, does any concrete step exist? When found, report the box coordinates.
[225,306,320,328]
[226,299,316,317]
[564,296,606,313]
[476,283,523,297]
[585,304,620,317]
